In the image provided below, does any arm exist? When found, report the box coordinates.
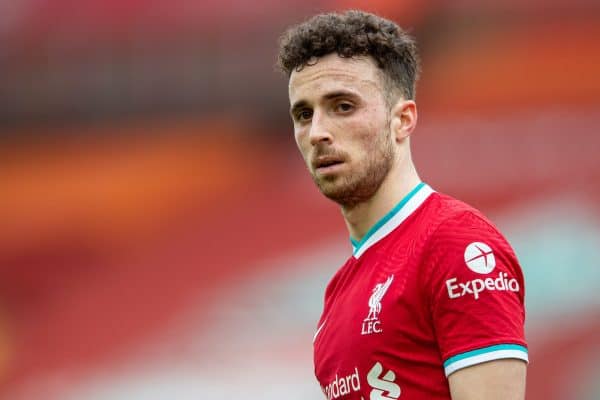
[422,211,528,398]
[448,359,527,400]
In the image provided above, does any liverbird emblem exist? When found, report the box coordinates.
[365,275,394,321]
[362,275,394,335]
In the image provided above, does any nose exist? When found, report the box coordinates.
[308,111,333,146]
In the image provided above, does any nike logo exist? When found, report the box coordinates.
[313,319,327,343]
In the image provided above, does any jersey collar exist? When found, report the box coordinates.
[351,182,434,259]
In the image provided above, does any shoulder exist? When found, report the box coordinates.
[382,191,509,266]
[420,192,522,284]
[419,194,528,377]
[426,192,510,249]
[410,191,496,235]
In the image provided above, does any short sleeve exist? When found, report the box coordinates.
[423,211,528,377]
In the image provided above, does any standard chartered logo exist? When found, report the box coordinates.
[322,367,361,400]
[367,362,401,400]
[321,362,401,399]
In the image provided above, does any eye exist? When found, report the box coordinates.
[297,109,313,122]
[335,102,354,113]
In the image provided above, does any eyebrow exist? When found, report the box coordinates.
[290,90,360,117]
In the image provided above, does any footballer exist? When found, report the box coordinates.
[277,10,528,400]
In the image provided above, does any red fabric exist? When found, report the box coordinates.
[313,192,526,399]
[423,208,527,363]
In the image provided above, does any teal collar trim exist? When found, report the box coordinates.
[350,182,429,257]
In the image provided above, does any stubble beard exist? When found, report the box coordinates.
[311,132,395,209]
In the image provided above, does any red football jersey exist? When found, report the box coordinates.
[313,182,528,400]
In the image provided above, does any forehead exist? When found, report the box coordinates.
[288,54,384,102]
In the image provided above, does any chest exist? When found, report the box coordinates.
[314,247,429,370]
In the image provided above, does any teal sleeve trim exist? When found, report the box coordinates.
[444,344,528,367]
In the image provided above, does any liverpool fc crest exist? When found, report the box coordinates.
[362,275,394,335]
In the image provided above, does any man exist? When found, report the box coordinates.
[277,10,528,400]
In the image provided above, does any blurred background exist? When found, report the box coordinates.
[1,0,599,399]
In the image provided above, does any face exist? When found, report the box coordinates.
[288,54,395,207]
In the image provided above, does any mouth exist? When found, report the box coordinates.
[313,155,345,173]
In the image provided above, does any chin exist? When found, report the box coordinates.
[318,181,362,207]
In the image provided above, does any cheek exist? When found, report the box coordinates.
[348,119,385,152]
[352,103,387,135]
[294,130,311,160]
[365,113,390,147]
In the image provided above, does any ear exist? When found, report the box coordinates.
[390,100,417,143]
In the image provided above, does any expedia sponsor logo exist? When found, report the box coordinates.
[322,367,361,400]
[463,242,495,274]
[446,272,520,300]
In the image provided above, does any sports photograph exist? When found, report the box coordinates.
[0,1,598,399]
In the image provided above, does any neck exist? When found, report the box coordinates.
[342,160,420,243]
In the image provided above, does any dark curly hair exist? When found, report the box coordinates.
[277,10,420,102]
